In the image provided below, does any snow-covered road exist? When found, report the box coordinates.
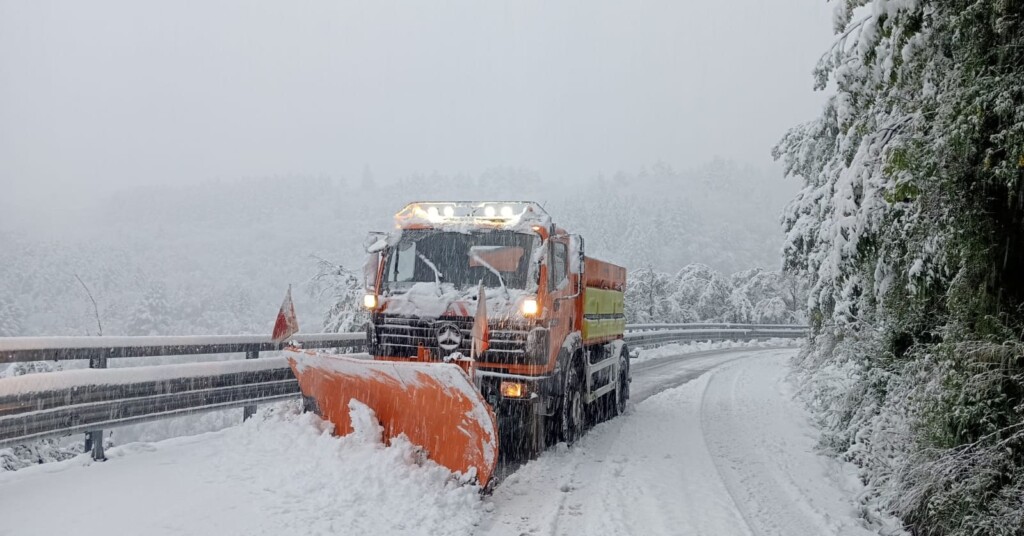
[0,347,880,536]
[483,349,874,536]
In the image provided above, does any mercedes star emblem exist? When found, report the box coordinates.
[435,323,463,352]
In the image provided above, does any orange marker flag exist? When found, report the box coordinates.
[471,283,489,358]
[272,285,299,343]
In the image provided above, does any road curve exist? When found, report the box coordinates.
[479,347,879,536]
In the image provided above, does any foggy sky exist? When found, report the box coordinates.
[0,0,834,204]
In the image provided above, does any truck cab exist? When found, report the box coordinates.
[362,201,629,453]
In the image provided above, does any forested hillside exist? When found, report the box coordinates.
[776,1,1024,533]
[311,260,805,336]
[0,160,792,338]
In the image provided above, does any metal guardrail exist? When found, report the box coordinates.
[625,327,807,348]
[0,324,805,457]
[624,322,806,332]
[0,332,367,364]
[0,332,366,459]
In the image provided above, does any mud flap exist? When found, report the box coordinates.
[286,348,499,487]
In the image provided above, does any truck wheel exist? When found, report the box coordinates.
[611,353,629,417]
[560,360,585,444]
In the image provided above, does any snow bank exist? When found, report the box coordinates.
[0,400,482,536]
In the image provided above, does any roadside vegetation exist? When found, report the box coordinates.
[776,2,1024,533]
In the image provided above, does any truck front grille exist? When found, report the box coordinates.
[370,315,530,363]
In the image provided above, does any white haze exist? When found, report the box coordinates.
[0,0,835,337]
[1,1,832,203]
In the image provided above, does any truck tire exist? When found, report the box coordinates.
[611,352,629,417]
[560,358,585,445]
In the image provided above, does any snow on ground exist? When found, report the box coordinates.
[0,347,884,536]
[0,400,482,536]
[480,350,879,536]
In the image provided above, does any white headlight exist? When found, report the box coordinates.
[427,206,440,219]
[521,298,539,316]
[443,206,455,217]
[500,205,514,217]
[484,206,497,218]
[363,294,378,309]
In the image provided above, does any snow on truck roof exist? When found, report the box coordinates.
[394,201,553,233]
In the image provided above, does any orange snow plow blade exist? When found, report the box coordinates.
[285,348,499,487]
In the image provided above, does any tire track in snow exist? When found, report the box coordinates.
[480,347,776,536]
[697,352,877,536]
[697,356,768,536]
[482,348,882,536]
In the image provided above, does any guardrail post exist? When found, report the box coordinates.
[242,350,259,421]
[84,354,108,461]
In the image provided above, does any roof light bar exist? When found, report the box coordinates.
[394,201,550,229]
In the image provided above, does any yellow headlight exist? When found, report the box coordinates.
[363,294,378,309]
[500,381,527,398]
[521,298,539,316]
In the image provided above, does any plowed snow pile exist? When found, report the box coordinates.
[0,400,482,536]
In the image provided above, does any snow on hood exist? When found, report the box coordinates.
[382,282,532,320]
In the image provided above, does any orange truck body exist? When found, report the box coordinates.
[288,202,629,488]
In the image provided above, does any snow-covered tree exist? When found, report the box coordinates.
[127,284,172,336]
[625,264,802,324]
[625,267,678,323]
[775,2,1024,534]
[728,269,803,324]
[670,264,731,321]
[308,257,367,333]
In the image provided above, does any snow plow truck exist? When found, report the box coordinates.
[286,201,628,488]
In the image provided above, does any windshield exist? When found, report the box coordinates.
[383,230,538,292]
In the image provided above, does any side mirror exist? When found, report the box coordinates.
[363,231,388,253]
[363,251,381,292]
[362,232,387,293]
[568,234,585,275]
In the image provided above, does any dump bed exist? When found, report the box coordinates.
[581,257,627,344]
[583,257,626,291]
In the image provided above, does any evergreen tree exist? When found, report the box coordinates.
[775,2,1024,533]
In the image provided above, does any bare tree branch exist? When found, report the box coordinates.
[73,273,103,336]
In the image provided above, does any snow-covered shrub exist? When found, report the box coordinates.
[0,361,81,472]
[0,441,80,472]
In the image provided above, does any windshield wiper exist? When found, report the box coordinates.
[416,252,444,296]
[470,252,510,299]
